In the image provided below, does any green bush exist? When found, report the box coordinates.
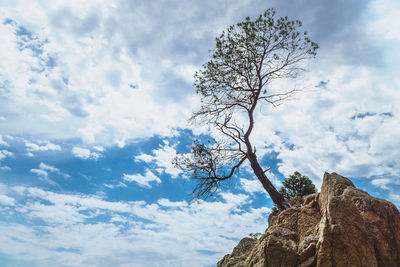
[279,171,317,200]
[249,232,262,239]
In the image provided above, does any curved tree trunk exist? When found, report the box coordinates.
[244,99,289,210]
[247,152,289,211]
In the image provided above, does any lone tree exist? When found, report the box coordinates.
[279,171,317,200]
[174,9,318,211]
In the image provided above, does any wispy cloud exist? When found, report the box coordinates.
[0,150,13,161]
[0,184,269,266]
[0,135,9,147]
[72,147,100,160]
[0,194,15,206]
[0,166,11,171]
[103,182,127,189]
[30,168,56,185]
[135,140,182,178]
[25,141,61,152]
[123,170,161,188]
[29,162,70,185]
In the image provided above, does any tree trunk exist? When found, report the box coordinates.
[247,152,289,211]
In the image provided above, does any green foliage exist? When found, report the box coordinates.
[249,232,262,239]
[193,8,319,120]
[279,171,317,200]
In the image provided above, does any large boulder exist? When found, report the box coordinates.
[217,172,400,267]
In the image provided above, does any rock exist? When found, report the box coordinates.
[217,237,258,267]
[217,172,400,267]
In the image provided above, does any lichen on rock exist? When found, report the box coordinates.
[217,172,400,267]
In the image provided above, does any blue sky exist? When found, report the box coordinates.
[0,0,400,266]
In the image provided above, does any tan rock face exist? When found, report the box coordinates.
[217,172,400,267]
[217,237,257,267]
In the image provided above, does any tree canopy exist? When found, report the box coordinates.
[279,171,317,200]
[174,8,318,211]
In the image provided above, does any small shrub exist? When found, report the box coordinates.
[279,171,317,200]
[249,232,262,239]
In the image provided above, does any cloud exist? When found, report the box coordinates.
[0,146,14,171]
[0,166,11,171]
[0,7,193,144]
[371,178,392,190]
[135,140,182,178]
[103,182,127,189]
[243,62,400,189]
[389,193,400,207]
[123,170,161,188]
[72,147,100,160]
[0,135,9,147]
[0,150,13,161]
[0,0,396,162]
[39,162,59,172]
[240,178,266,195]
[30,168,49,177]
[29,168,56,186]
[0,184,269,266]
[158,198,188,208]
[29,162,70,184]
[0,194,15,206]
[25,141,61,152]
[93,145,104,152]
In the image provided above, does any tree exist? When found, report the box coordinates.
[279,171,317,200]
[174,9,318,211]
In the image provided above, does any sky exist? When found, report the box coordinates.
[0,0,399,266]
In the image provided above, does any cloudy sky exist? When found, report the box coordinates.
[0,0,399,266]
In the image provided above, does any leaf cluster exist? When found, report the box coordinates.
[249,232,262,239]
[193,8,318,124]
[279,171,317,200]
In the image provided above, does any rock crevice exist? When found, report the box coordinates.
[217,172,400,267]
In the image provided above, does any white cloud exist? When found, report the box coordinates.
[243,64,400,189]
[240,178,266,195]
[389,193,400,206]
[103,182,127,189]
[39,162,59,172]
[371,178,392,190]
[158,198,188,208]
[25,152,34,157]
[123,170,161,188]
[368,0,400,42]
[93,145,104,152]
[0,135,9,147]
[0,150,13,161]
[25,141,61,152]
[135,141,182,178]
[0,6,192,145]
[0,166,11,171]
[30,168,49,177]
[0,184,269,267]
[72,147,100,160]
[29,162,69,184]
[0,194,15,206]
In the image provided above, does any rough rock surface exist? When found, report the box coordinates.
[217,238,258,267]
[217,172,400,267]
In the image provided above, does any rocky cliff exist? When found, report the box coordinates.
[217,172,400,267]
